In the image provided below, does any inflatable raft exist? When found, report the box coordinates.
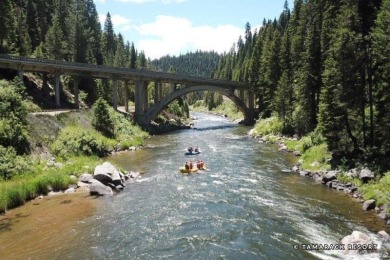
[185,151,201,155]
[179,167,198,173]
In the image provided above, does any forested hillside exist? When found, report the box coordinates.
[0,0,147,103]
[214,0,390,171]
[151,51,220,78]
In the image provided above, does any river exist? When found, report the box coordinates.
[1,112,389,259]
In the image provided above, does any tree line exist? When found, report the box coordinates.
[151,50,220,78]
[213,0,390,170]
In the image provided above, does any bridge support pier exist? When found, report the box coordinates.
[124,81,129,112]
[154,81,161,102]
[112,79,118,110]
[55,74,60,108]
[239,90,244,102]
[248,90,254,110]
[135,79,147,124]
[170,83,176,92]
[18,70,24,81]
[73,77,79,108]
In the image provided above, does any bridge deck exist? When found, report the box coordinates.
[0,55,250,90]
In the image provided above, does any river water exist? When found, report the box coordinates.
[1,113,390,259]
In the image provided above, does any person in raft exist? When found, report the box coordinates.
[185,162,189,170]
[189,160,193,169]
[194,147,199,153]
[188,147,193,153]
[200,161,205,169]
[196,160,201,169]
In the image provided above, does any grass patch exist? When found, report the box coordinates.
[213,100,243,121]
[301,143,332,171]
[191,100,243,121]
[337,173,353,184]
[252,117,284,136]
[359,172,390,208]
[0,156,101,213]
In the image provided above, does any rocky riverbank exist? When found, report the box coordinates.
[47,159,142,197]
[249,130,390,256]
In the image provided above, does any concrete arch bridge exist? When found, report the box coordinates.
[0,55,257,125]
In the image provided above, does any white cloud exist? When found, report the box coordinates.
[135,15,243,59]
[99,14,133,32]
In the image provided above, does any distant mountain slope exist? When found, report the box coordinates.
[151,50,221,78]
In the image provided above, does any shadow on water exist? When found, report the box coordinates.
[191,124,237,131]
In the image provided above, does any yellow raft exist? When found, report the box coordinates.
[179,166,207,173]
[179,167,198,173]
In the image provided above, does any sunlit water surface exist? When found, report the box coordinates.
[2,113,390,259]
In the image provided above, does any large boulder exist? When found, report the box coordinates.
[93,164,114,185]
[378,231,390,240]
[322,170,338,183]
[292,150,301,156]
[89,179,113,196]
[341,231,377,255]
[79,173,93,183]
[93,171,113,185]
[111,169,124,187]
[278,145,288,152]
[363,199,376,211]
[346,168,358,178]
[359,168,374,183]
[378,212,389,221]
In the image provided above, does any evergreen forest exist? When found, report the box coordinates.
[0,0,390,171]
[213,0,390,171]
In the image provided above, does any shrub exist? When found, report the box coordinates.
[167,100,185,117]
[0,79,30,153]
[0,145,32,180]
[360,172,390,207]
[214,100,243,121]
[92,97,114,137]
[51,125,114,158]
[301,143,332,171]
[253,117,284,136]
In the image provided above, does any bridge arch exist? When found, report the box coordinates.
[140,85,255,126]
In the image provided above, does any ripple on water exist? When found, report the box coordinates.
[31,112,388,259]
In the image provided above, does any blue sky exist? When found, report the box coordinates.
[94,0,293,59]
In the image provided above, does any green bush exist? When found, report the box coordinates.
[360,173,390,207]
[167,100,185,117]
[92,97,115,137]
[51,125,114,158]
[214,100,243,121]
[253,117,284,136]
[285,128,326,153]
[0,145,32,180]
[0,79,30,154]
[301,143,332,171]
[337,173,353,183]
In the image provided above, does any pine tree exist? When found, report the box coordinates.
[114,34,126,67]
[372,0,390,155]
[86,0,102,64]
[0,0,14,53]
[101,12,116,65]
[129,42,137,69]
[26,0,41,51]
[45,13,64,60]
[319,0,364,152]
